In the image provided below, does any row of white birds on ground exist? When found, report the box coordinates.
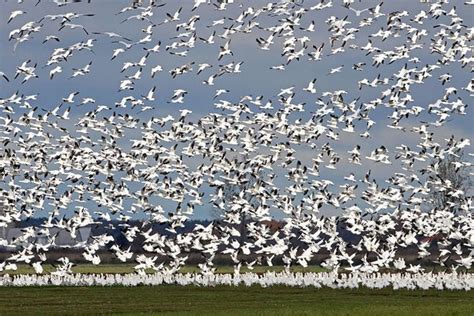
[0,271,473,290]
[0,0,473,282]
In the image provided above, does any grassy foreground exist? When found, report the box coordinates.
[6,264,468,275]
[0,264,328,275]
[0,285,472,315]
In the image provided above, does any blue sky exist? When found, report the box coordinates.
[0,0,472,220]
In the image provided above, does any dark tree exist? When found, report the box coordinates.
[428,149,472,213]
[213,154,266,244]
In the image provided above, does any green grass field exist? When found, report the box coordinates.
[0,264,328,275]
[4,263,469,275]
[0,285,473,315]
[1,265,472,315]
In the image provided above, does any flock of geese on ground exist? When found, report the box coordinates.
[0,0,473,287]
[1,271,474,290]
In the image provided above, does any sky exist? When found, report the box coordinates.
[0,0,472,220]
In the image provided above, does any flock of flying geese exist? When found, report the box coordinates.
[0,0,473,288]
